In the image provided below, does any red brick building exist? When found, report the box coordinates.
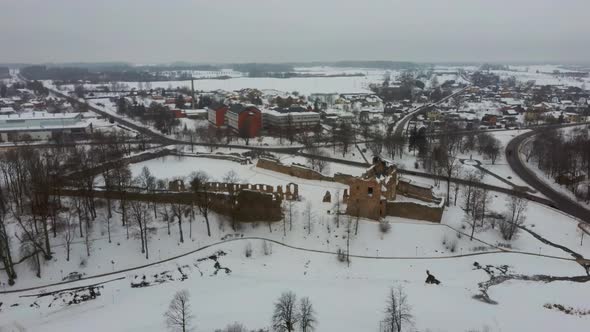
[170,109,187,118]
[208,105,228,127]
[227,104,262,138]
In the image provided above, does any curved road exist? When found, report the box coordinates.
[392,86,470,137]
[506,127,590,223]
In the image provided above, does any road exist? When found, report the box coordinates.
[46,85,308,153]
[392,85,470,137]
[506,126,590,223]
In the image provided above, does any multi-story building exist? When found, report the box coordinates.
[0,111,90,142]
[207,105,228,127]
[226,104,262,138]
[262,107,320,130]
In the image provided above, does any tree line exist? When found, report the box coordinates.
[164,285,414,332]
[527,126,590,202]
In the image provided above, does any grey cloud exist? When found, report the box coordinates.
[1,0,589,64]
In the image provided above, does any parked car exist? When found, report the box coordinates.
[62,271,84,281]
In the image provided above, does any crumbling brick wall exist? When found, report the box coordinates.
[345,177,386,220]
[234,190,283,222]
[385,201,444,223]
[166,180,298,201]
[59,188,283,222]
[256,158,332,181]
[397,179,434,202]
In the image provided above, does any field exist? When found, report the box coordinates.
[2,155,589,332]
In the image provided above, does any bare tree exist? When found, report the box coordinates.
[345,215,353,266]
[333,190,341,228]
[500,195,528,241]
[84,216,92,258]
[521,141,534,162]
[137,166,158,218]
[286,199,296,232]
[272,291,299,332]
[129,199,152,259]
[161,203,172,236]
[382,285,413,332]
[222,170,242,184]
[286,114,296,145]
[164,290,194,332]
[199,126,220,152]
[434,140,460,206]
[302,202,315,235]
[299,297,317,332]
[62,211,76,262]
[366,130,384,157]
[190,171,213,237]
[218,322,248,332]
[337,122,354,157]
[112,161,132,239]
[462,170,484,213]
[0,185,16,284]
[170,201,189,243]
[482,136,501,164]
[305,146,329,174]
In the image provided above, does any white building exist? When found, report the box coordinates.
[309,93,340,106]
[183,109,208,119]
[0,112,90,142]
[262,108,320,129]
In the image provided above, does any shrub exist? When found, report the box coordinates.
[449,239,458,253]
[244,242,253,258]
[379,220,391,234]
[337,248,347,262]
[216,322,248,332]
[471,246,488,252]
[262,240,272,256]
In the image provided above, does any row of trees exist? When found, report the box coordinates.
[458,170,528,242]
[526,127,590,201]
[116,97,180,133]
[165,285,413,332]
[0,133,137,280]
[0,133,156,283]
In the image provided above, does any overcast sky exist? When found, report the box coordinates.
[1,0,589,64]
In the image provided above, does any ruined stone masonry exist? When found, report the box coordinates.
[168,180,299,202]
[256,156,443,223]
[345,157,444,222]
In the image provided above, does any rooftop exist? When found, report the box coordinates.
[0,112,82,121]
[228,103,259,115]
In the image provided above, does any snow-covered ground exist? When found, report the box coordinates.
[491,65,590,88]
[3,65,590,331]
[1,155,589,331]
[2,240,587,332]
[46,66,471,97]
[50,76,377,96]
[523,152,590,208]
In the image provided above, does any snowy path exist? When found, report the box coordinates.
[1,228,576,296]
